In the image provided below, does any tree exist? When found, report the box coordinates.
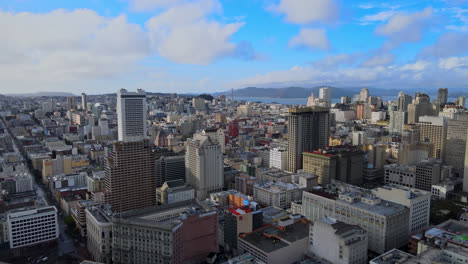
[198,94,214,101]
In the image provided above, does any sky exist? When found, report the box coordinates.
[1,0,468,95]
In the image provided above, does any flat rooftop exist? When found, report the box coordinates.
[240,220,310,253]
[370,248,414,264]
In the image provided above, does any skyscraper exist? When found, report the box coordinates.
[455,96,466,108]
[465,130,468,192]
[437,88,448,105]
[389,111,408,135]
[319,87,332,108]
[417,116,448,161]
[446,118,468,175]
[104,140,156,212]
[117,89,147,142]
[185,134,223,199]
[287,107,329,172]
[408,93,434,123]
[81,93,87,111]
[360,88,369,102]
[397,91,412,112]
[155,155,186,187]
[67,96,75,111]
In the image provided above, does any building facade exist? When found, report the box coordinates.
[117,89,147,142]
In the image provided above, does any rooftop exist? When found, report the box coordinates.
[239,220,310,253]
[370,248,414,264]
[254,181,304,192]
[112,199,215,230]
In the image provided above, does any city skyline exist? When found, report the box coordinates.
[2,0,468,94]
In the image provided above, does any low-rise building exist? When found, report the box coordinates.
[253,181,305,209]
[156,179,194,205]
[237,219,311,264]
[7,206,59,249]
[310,217,368,264]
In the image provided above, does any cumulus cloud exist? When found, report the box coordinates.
[267,0,339,24]
[361,10,396,23]
[419,32,468,58]
[288,28,330,50]
[360,53,395,67]
[127,0,183,11]
[145,0,248,64]
[0,9,152,81]
[311,52,364,68]
[375,7,433,48]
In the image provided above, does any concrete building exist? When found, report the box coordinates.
[7,206,59,249]
[71,200,100,237]
[310,217,368,264]
[81,93,87,111]
[384,163,416,188]
[397,142,433,166]
[269,147,287,170]
[360,88,369,102]
[155,155,185,187]
[253,181,304,209]
[112,200,218,264]
[417,116,448,161]
[372,185,430,234]
[389,111,407,135]
[341,96,351,104]
[319,87,332,108]
[465,130,468,192]
[408,93,434,123]
[455,96,466,107]
[237,105,253,117]
[223,206,263,251]
[67,96,75,111]
[397,92,412,112]
[437,87,448,105]
[185,134,223,200]
[369,248,414,264]
[446,119,468,174]
[192,97,206,111]
[302,189,409,254]
[302,145,364,185]
[237,219,310,264]
[415,158,449,191]
[287,107,329,172]
[117,89,147,142]
[86,204,113,264]
[367,144,387,169]
[156,179,194,205]
[104,140,156,213]
[352,131,367,146]
[202,128,226,153]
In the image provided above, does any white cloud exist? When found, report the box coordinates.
[360,53,395,67]
[288,28,330,50]
[145,0,247,64]
[267,0,339,24]
[127,0,183,11]
[0,9,152,82]
[401,60,431,71]
[419,32,468,58]
[375,7,433,48]
[312,52,364,68]
[438,56,468,69]
[361,10,396,22]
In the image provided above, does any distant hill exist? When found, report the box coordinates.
[214,86,468,99]
[213,86,398,99]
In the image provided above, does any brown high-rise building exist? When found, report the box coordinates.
[104,139,156,212]
[287,107,329,172]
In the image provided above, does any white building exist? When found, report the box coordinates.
[253,181,305,209]
[86,205,112,264]
[372,185,431,234]
[192,97,206,111]
[371,111,386,123]
[269,148,287,170]
[7,206,59,249]
[319,87,332,108]
[117,89,147,142]
[389,111,407,135]
[156,179,195,205]
[185,134,224,200]
[202,128,226,153]
[352,131,367,146]
[14,173,33,193]
[310,217,368,264]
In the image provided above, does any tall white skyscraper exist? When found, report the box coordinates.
[185,134,223,199]
[319,87,332,107]
[117,89,147,142]
[81,93,87,111]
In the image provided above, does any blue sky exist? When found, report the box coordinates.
[1,0,468,94]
